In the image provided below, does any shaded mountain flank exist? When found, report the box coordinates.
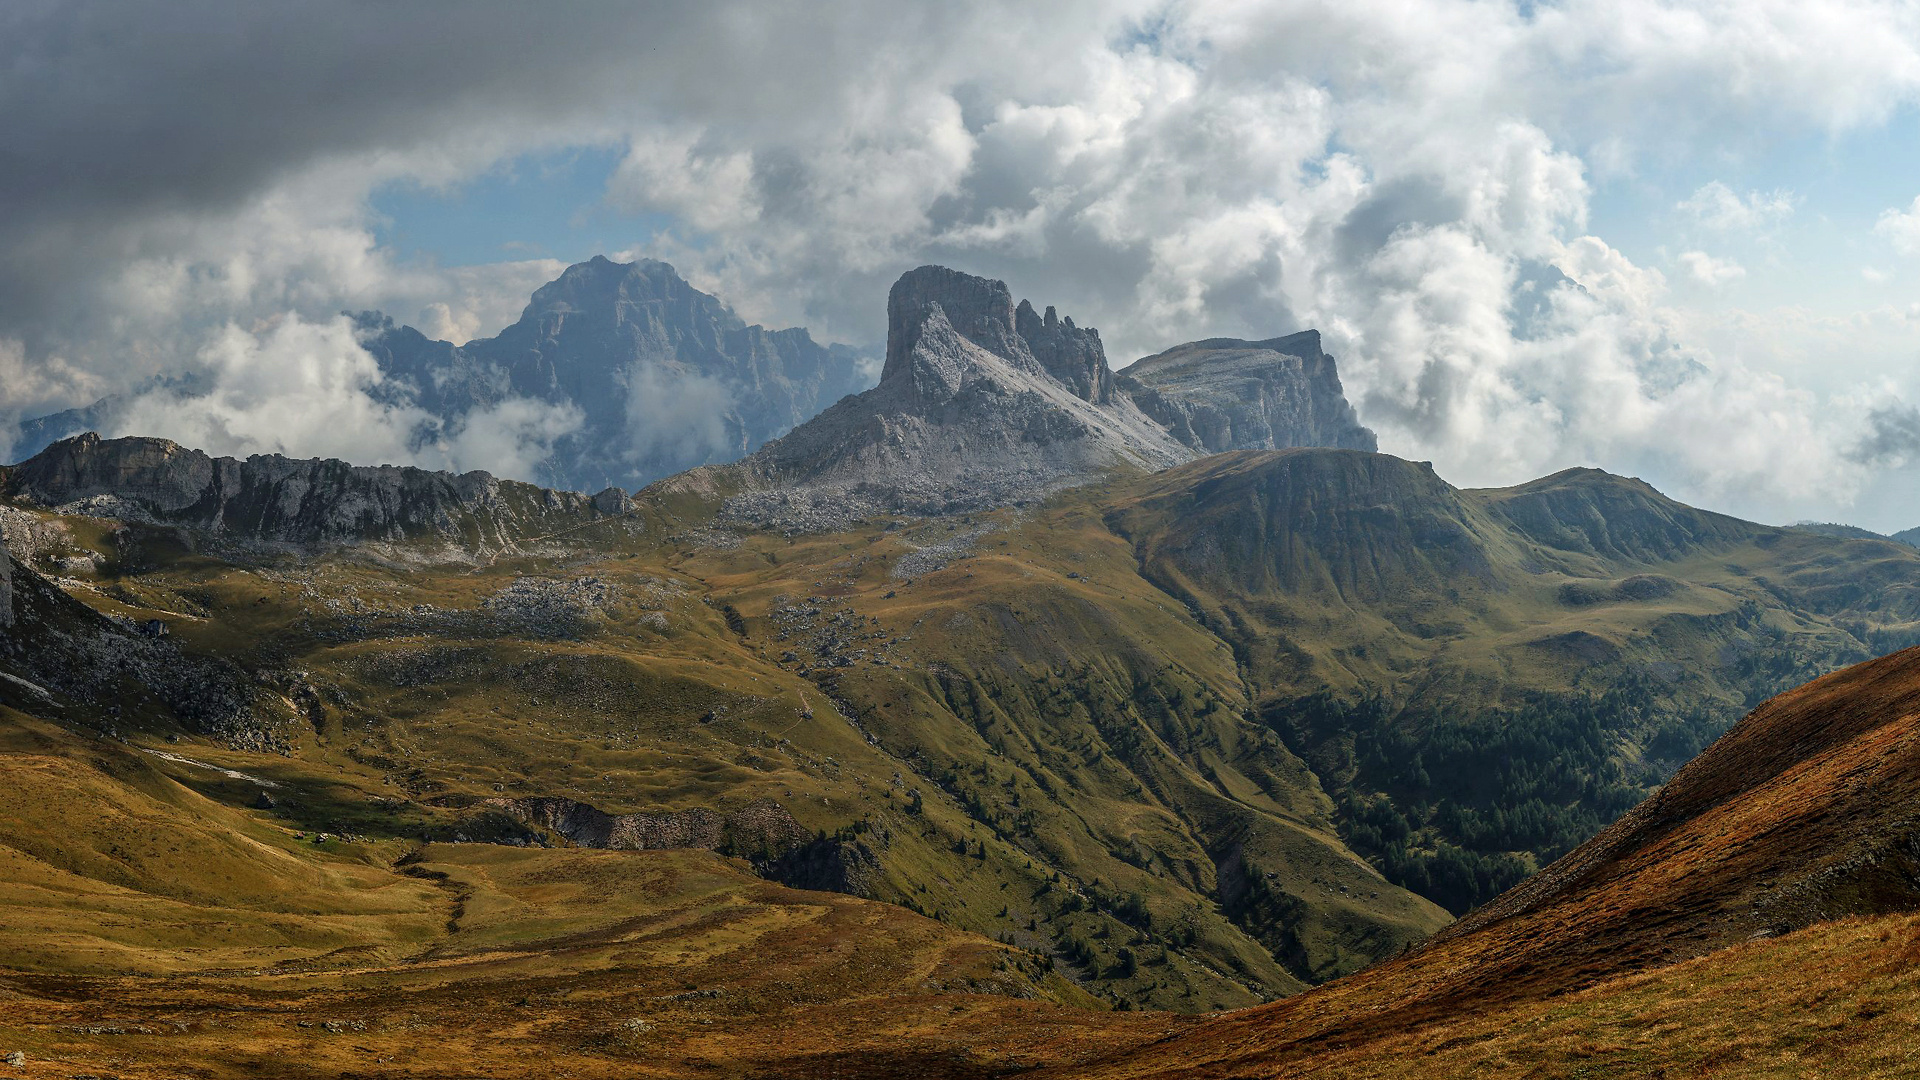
[1103,449,1920,912]
[1056,644,1920,1079]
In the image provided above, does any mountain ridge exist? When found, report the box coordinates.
[0,431,635,554]
[1119,330,1377,455]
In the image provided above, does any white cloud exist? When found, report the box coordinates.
[624,363,737,464]
[609,129,763,234]
[112,315,428,466]
[1678,250,1747,286]
[103,315,581,477]
[1876,196,1920,256]
[1677,181,1796,231]
[0,337,107,453]
[431,396,584,479]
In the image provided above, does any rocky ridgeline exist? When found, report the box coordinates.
[0,432,636,553]
[486,792,884,897]
[488,794,811,854]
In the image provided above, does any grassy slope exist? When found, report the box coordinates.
[0,693,1117,1080]
[1105,450,1920,909]
[13,633,1920,1077]
[1057,643,1920,1078]
[11,445,1920,1016]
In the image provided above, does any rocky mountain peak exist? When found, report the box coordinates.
[882,265,1117,407]
[14,258,877,498]
[882,265,1038,385]
[716,265,1195,530]
[516,255,736,332]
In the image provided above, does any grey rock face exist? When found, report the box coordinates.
[487,795,810,855]
[1118,330,1378,454]
[361,256,876,493]
[1016,299,1114,404]
[719,266,1194,530]
[0,432,625,551]
[0,535,12,630]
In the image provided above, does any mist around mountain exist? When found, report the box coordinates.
[12,257,882,496]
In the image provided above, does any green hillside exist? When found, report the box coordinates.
[8,446,1920,1010]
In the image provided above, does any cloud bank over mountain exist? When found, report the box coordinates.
[5,1,1920,524]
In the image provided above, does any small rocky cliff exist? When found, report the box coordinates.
[0,432,632,550]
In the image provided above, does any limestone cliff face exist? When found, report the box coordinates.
[0,433,626,550]
[722,266,1194,529]
[1118,331,1377,454]
[1016,299,1115,405]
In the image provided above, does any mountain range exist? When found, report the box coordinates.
[11,258,1379,505]
[5,263,1920,1075]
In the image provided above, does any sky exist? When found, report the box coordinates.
[6,0,1920,528]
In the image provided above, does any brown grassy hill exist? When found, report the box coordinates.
[13,441,1920,1012]
[13,622,1920,1077]
[1055,644,1920,1078]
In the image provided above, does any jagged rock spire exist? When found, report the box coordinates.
[882,265,1116,406]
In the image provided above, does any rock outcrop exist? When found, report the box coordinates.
[0,433,627,551]
[1118,330,1377,453]
[486,796,811,857]
[718,266,1194,529]
[0,537,12,630]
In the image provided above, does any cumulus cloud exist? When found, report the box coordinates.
[100,314,580,477]
[0,337,107,456]
[1877,196,1920,256]
[1678,250,1747,286]
[1677,182,1796,231]
[431,397,585,479]
[7,0,1920,521]
[110,315,427,465]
